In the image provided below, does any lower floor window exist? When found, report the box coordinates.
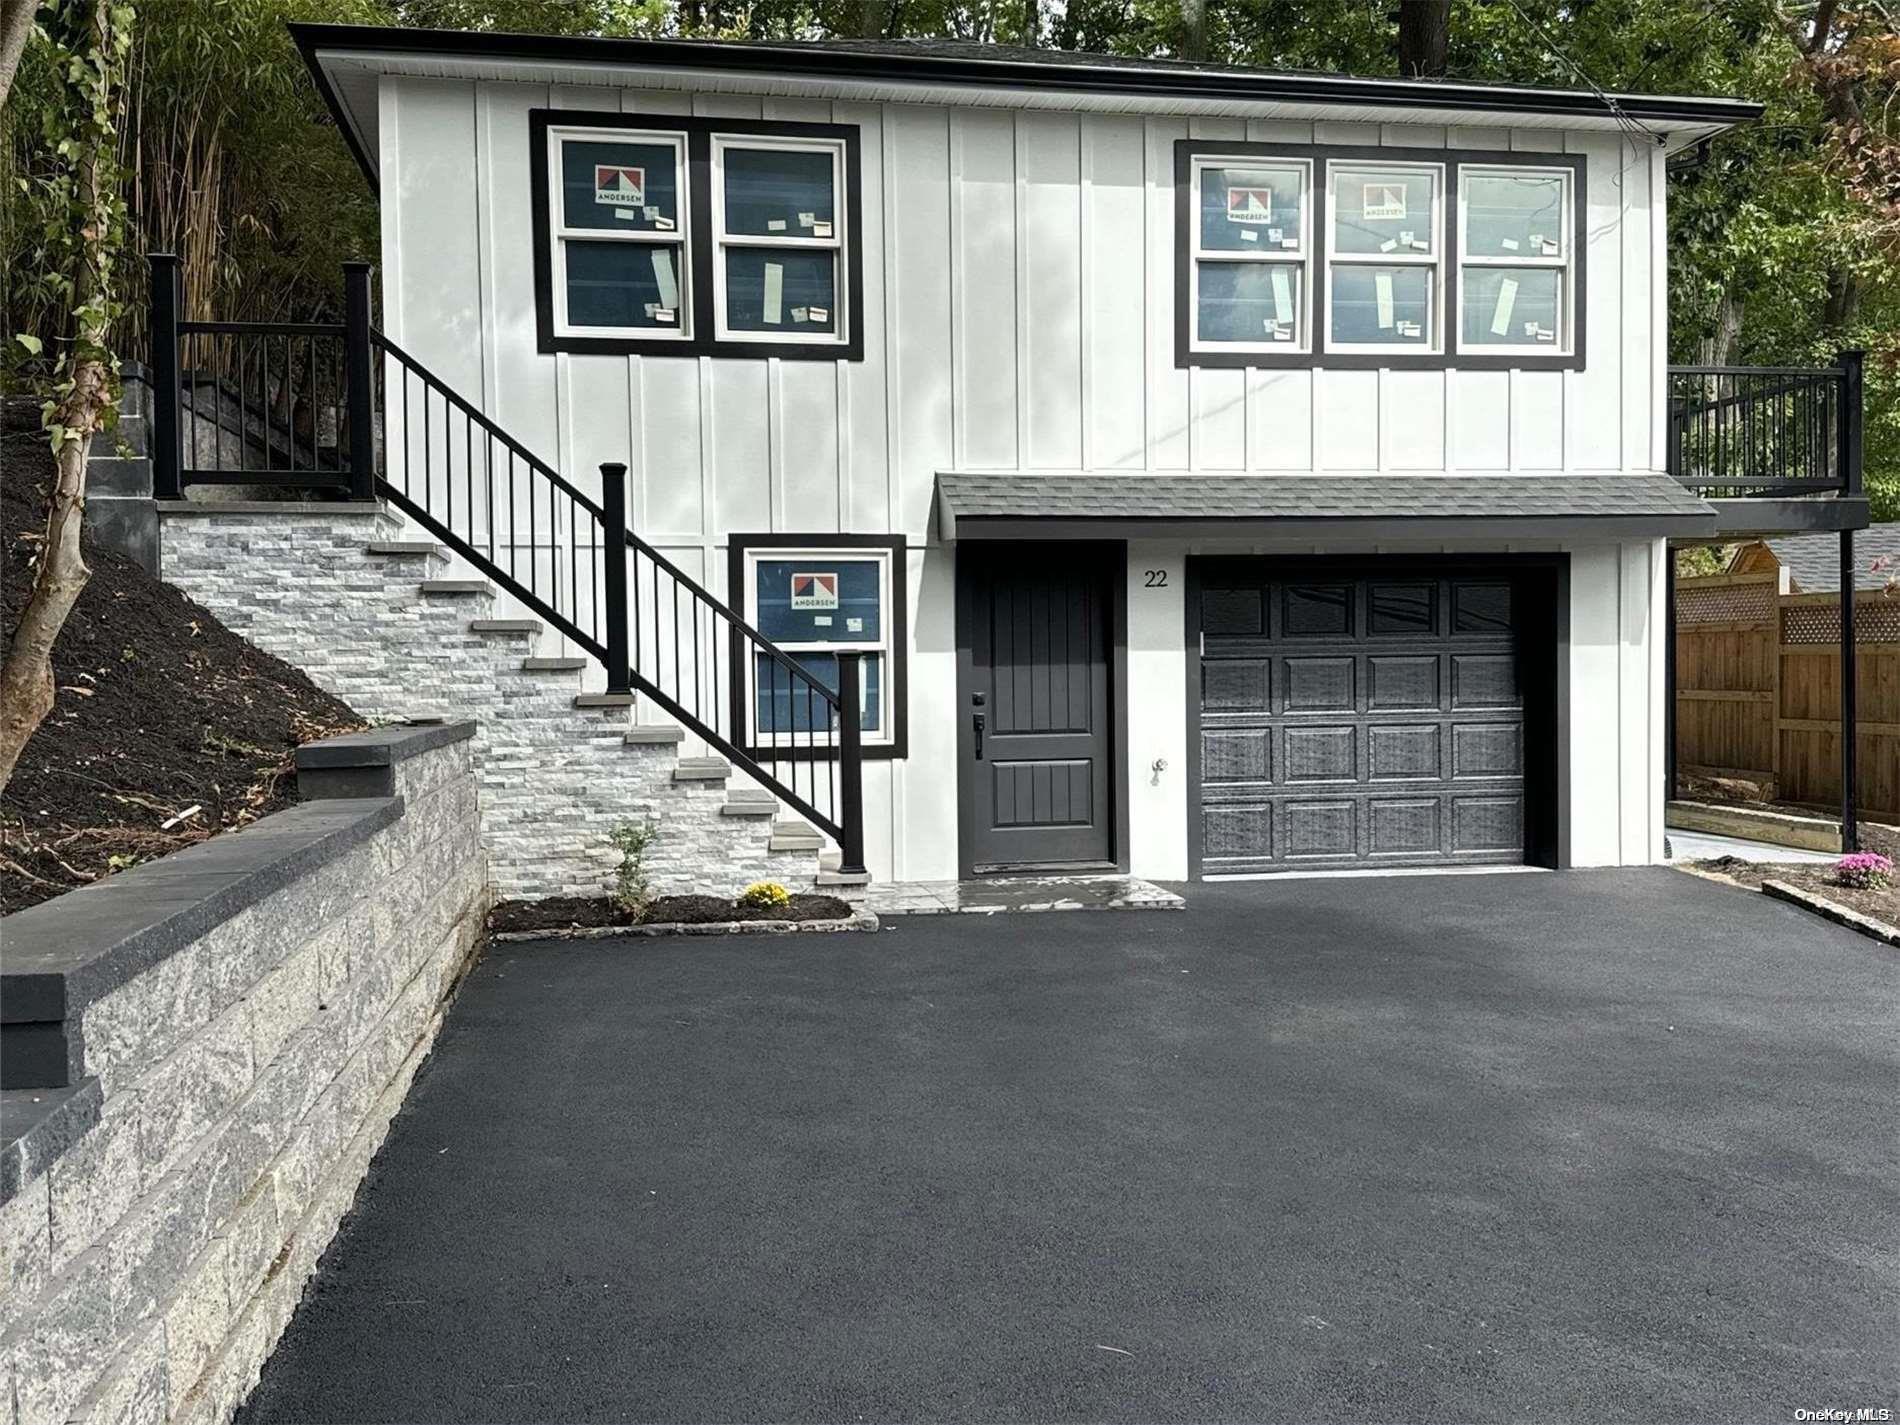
[734,537,908,756]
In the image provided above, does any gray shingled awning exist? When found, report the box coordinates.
[934,473,1717,540]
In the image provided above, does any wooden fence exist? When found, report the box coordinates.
[1674,570,1900,816]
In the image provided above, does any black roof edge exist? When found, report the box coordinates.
[292,21,1763,190]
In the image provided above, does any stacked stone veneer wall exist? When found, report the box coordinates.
[159,503,819,899]
[0,728,486,1425]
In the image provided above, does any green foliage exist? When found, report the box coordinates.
[609,817,658,912]
[738,880,791,909]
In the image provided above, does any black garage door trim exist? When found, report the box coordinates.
[1185,555,1563,877]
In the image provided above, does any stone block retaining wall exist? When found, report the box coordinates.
[0,725,487,1425]
[159,503,818,900]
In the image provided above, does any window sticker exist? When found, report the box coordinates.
[764,262,784,325]
[1271,267,1294,325]
[812,220,834,238]
[790,571,839,610]
[1240,228,1260,242]
[651,250,680,312]
[1363,182,1408,221]
[1490,276,1519,337]
[1226,187,1275,224]
[1375,272,1395,330]
[595,165,645,208]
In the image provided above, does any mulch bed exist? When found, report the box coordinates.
[1690,856,1898,928]
[2,409,364,914]
[488,892,855,935]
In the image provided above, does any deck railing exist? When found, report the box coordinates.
[148,254,865,875]
[1666,353,1863,500]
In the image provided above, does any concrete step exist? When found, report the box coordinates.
[420,580,490,597]
[624,725,685,746]
[770,818,824,852]
[815,868,872,889]
[471,618,542,636]
[721,792,778,818]
[522,657,587,673]
[574,692,634,709]
[367,541,445,559]
[673,757,731,784]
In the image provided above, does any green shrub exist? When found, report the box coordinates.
[738,881,791,910]
[609,818,657,913]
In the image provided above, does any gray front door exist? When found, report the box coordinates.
[1193,561,1544,873]
[958,544,1118,875]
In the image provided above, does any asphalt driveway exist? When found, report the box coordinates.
[239,869,1899,1424]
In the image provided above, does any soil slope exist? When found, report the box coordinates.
[2,412,362,913]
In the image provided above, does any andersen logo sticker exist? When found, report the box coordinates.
[594,165,645,207]
[1226,187,1274,224]
[790,572,839,610]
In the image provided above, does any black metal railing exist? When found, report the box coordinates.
[1666,353,1863,500]
[148,254,865,874]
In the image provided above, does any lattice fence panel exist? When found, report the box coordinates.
[1783,598,1900,646]
[1678,580,1775,625]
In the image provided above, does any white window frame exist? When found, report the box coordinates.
[1187,155,1314,356]
[741,544,893,747]
[1455,163,1574,358]
[710,133,850,348]
[547,125,691,343]
[1323,158,1446,356]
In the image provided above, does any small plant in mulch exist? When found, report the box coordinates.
[737,880,791,911]
[609,817,658,914]
[1833,852,1895,891]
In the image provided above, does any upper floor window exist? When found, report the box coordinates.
[531,111,863,360]
[1187,157,1312,354]
[1175,141,1583,372]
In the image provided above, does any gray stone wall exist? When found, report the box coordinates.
[0,738,487,1425]
[160,505,817,900]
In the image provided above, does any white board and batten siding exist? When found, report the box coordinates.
[380,75,1672,880]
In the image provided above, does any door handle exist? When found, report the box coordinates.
[972,711,986,759]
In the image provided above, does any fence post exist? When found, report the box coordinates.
[1839,348,1864,497]
[149,253,183,499]
[599,463,632,695]
[343,262,376,501]
[834,650,867,879]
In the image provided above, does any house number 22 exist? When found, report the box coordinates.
[1143,569,1168,588]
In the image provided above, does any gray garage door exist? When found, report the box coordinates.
[1194,566,1530,873]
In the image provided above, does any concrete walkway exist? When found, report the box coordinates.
[239,869,1899,1424]
[1666,827,1838,865]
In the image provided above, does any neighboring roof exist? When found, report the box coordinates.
[1767,526,1900,593]
[292,23,1762,189]
[934,473,1716,540]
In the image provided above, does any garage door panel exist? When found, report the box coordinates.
[1368,655,1440,710]
[1285,726,1357,782]
[1369,723,1442,780]
[1197,565,1531,873]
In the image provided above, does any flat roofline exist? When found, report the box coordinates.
[292,22,1762,188]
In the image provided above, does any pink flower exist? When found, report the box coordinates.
[1834,852,1894,890]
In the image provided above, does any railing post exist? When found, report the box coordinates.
[149,253,183,499]
[599,462,632,695]
[1839,348,1864,496]
[343,262,376,501]
[834,650,867,879]
[1841,528,1859,855]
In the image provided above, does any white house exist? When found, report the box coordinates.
[232,26,1863,887]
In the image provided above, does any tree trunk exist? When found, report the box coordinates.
[1822,270,1861,329]
[1180,0,1206,61]
[0,0,117,800]
[1698,293,1743,367]
[1397,0,1451,78]
[1021,0,1037,46]
[0,0,35,113]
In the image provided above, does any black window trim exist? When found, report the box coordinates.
[531,109,866,361]
[726,532,909,760]
[1174,140,1587,373]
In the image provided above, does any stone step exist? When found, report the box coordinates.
[673,757,731,783]
[623,725,685,746]
[470,618,542,636]
[522,657,587,673]
[769,818,824,852]
[815,868,872,889]
[366,541,445,558]
[574,692,634,709]
[419,580,490,597]
[721,792,777,818]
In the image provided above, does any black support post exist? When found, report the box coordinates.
[149,253,183,500]
[835,650,868,879]
[1665,550,1678,804]
[1841,528,1859,854]
[343,262,376,501]
[599,462,632,695]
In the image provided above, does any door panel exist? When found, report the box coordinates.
[959,545,1117,873]
[1194,562,1546,874]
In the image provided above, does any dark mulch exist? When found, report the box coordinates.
[2,412,364,914]
[1692,855,1898,927]
[487,891,855,935]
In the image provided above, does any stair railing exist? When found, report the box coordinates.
[148,254,866,876]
